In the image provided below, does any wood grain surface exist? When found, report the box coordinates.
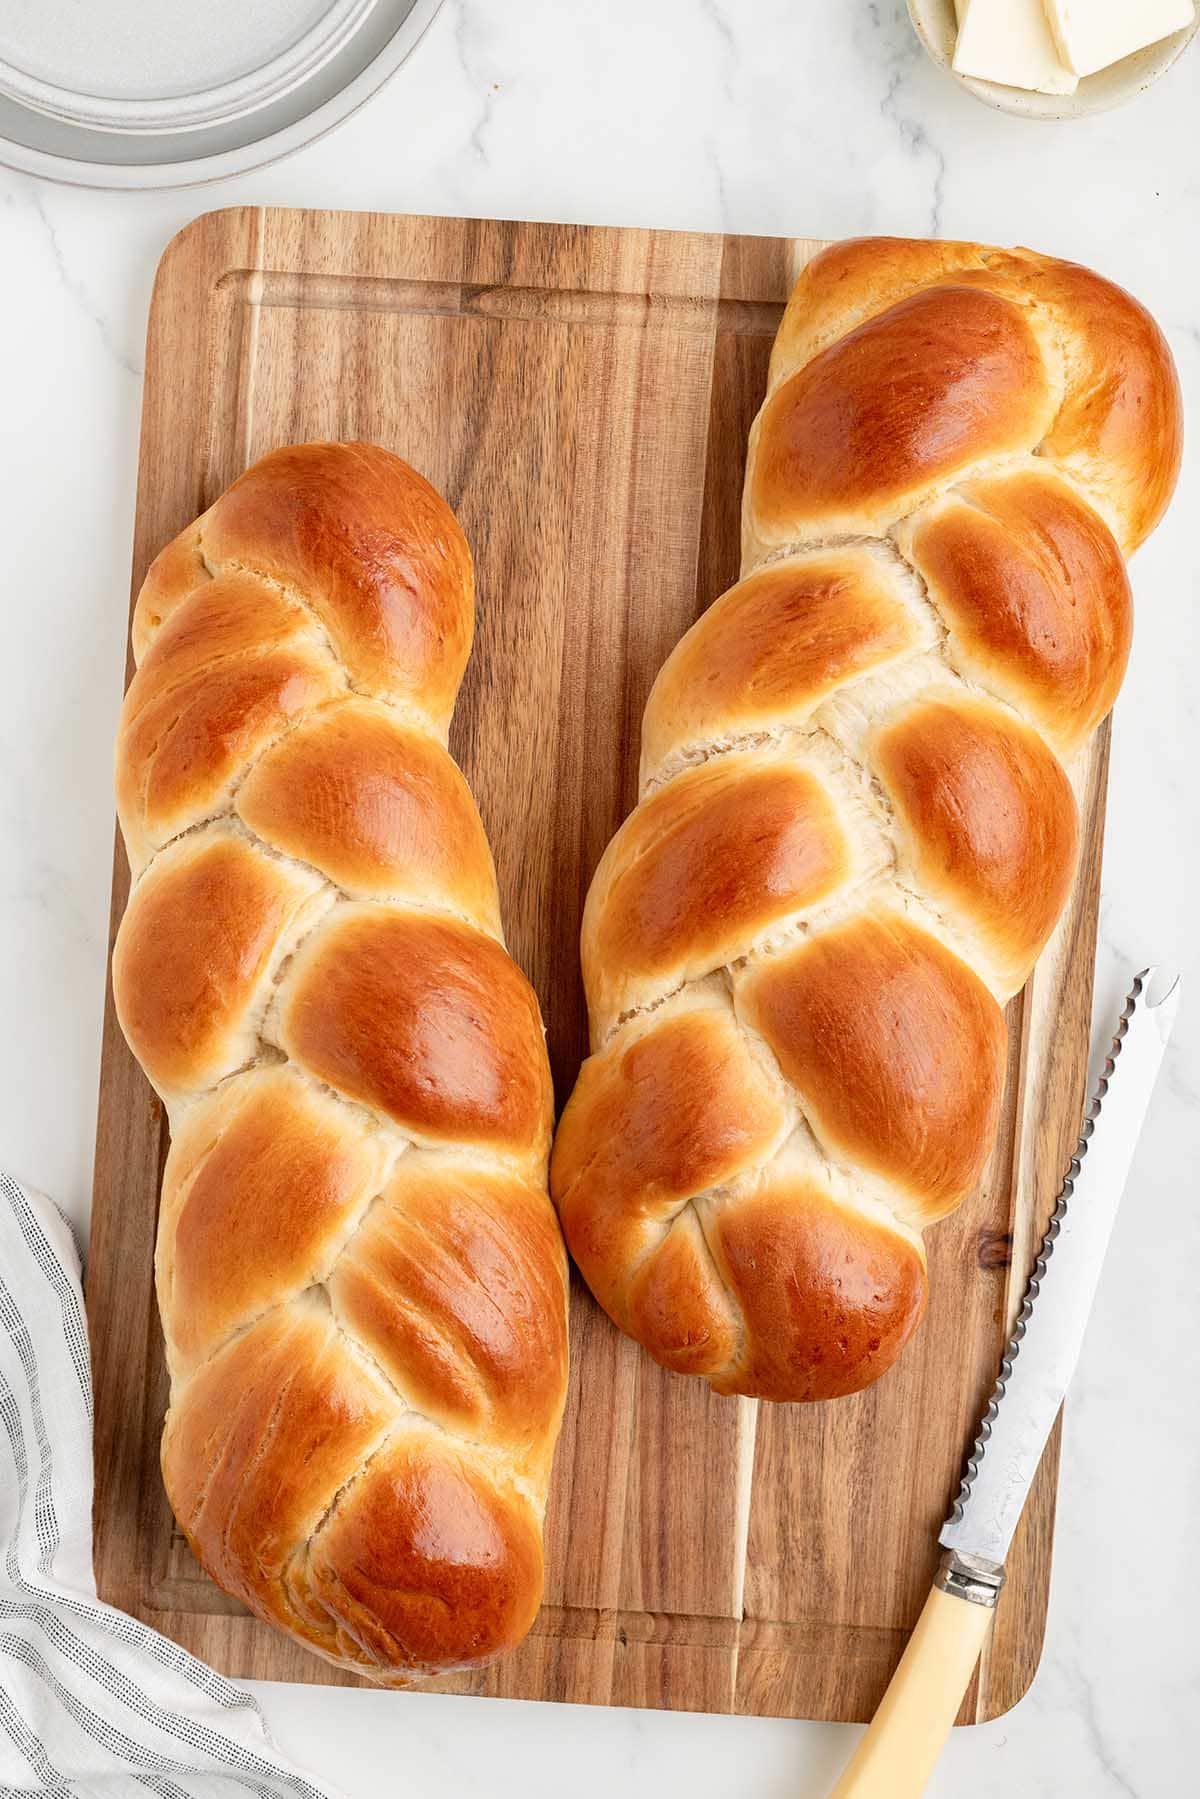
[89,207,1106,1723]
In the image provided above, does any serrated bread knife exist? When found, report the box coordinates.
[825,967,1180,1799]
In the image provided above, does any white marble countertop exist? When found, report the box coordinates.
[1,3,1196,1794]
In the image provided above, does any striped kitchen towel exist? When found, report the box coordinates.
[0,1171,342,1799]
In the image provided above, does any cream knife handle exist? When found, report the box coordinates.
[827,1556,1003,1799]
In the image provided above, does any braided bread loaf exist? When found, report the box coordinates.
[551,238,1181,1404]
[113,443,568,1680]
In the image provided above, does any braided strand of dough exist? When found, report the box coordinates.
[113,443,567,1680]
[551,238,1180,1403]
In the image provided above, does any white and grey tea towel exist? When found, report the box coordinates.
[0,1170,342,1799]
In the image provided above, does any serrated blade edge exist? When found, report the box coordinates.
[939,967,1178,1564]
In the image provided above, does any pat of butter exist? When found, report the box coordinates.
[953,0,1080,94]
[1044,0,1195,77]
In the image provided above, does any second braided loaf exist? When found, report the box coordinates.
[551,237,1181,1403]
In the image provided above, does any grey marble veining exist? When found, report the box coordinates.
[0,2,1195,1793]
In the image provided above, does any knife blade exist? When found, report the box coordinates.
[825,966,1180,1799]
[939,966,1180,1572]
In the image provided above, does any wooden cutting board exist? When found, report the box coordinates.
[89,207,1107,1724]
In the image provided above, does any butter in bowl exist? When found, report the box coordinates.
[908,0,1197,116]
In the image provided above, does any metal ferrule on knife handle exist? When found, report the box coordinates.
[933,1548,1005,1608]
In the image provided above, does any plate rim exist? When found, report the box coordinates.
[0,0,443,190]
[0,0,380,136]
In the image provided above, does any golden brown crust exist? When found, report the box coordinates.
[750,284,1052,545]
[582,754,854,1039]
[161,1307,397,1635]
[551,1002,789,1339]
[640,548,928,781]
[741,912,1007,1220]
[162,1313,545,1678]
[756,238,1182,553]
[112,831,322,1098]
[294,1433,545,1677]
[116,573,342,874]
[900,471,1132,758]
[624,1210,741,1381]
[117,443,566,1682]
[329,1163,568,1466]
[236,698,502,933]
[134,442,475,726]
[553,238,1179,1403]
[871,694,1079,997]
[551,998,928,1401]
[710,1180,928,1401]
[278,907,552,1158]
[764,237,998,383]
[1008,253,1183,551]
[157,1068,389,1377]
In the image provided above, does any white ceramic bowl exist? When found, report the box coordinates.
[907,0,1198,119]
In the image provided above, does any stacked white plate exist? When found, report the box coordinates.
[0,0,444,186]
